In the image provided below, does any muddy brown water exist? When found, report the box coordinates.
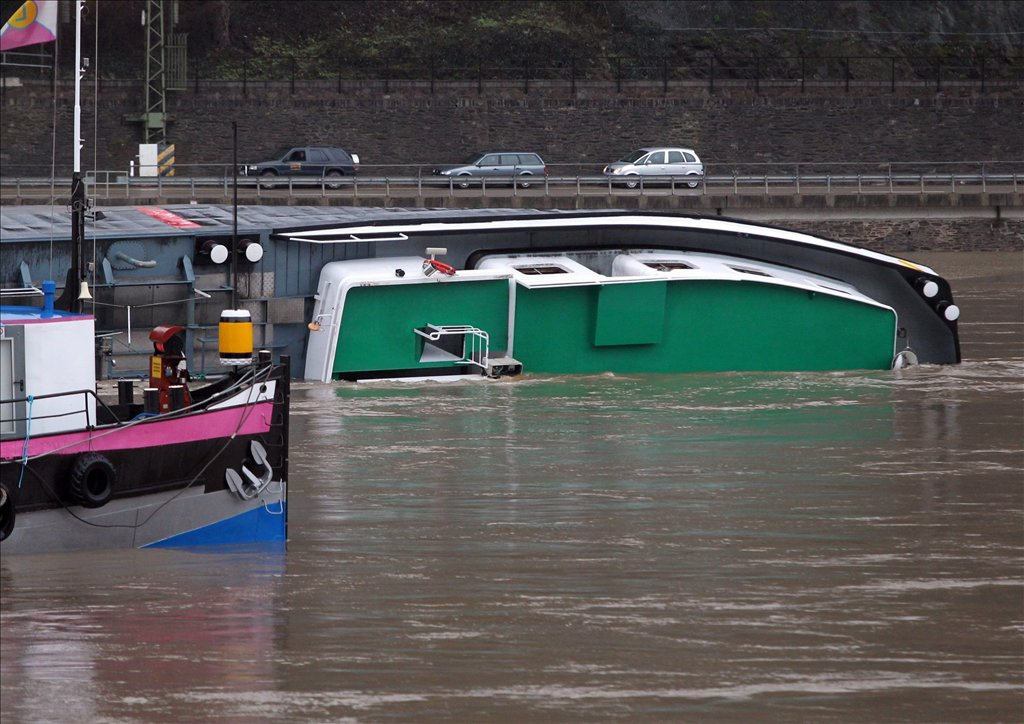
[2,251,1021,722]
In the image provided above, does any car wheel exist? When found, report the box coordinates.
[325,170,344,190]
[517,174,533,189]
[259,170,278,189]
[686,175,701,189]
[625,176,640,189]
[457,174,471,189]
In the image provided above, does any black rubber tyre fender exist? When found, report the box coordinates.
[69,453,116,508]
[0,483,14,541]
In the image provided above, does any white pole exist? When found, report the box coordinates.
[73,0,83,173]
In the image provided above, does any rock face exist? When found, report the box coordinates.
[0,1,1020,173]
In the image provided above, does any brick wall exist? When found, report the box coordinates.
[2,81,1021,173]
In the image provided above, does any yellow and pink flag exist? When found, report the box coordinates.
[1,0,58,52]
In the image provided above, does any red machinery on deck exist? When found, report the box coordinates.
[148,325,191,411]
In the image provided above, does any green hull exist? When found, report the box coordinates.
[329,276,895,378]
[334,279,510,375]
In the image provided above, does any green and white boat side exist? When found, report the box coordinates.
[478,251,898,375]
[305,257,514,382]
[304,249,899,382]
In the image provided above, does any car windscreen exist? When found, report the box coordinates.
[620,149,648,163]
[270,147,293,161]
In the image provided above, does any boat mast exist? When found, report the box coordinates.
[66,0,86,313]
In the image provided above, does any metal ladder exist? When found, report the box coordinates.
[414,324,522,378]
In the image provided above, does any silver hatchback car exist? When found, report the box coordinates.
[433,151,547,188]
[604,147,704,188]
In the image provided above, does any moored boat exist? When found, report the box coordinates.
[290,212,960,382]
[0,284,289,554]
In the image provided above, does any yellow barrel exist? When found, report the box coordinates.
[219,309,253,366]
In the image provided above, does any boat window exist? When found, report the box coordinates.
[645,261,694,271]
[514,265,568,275]
[728,265,773,277]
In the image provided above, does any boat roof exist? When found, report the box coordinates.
[0,205,589,243]
[0,305,91,323]
[0,204,935,274]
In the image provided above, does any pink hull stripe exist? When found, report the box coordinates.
[1,401,274,459]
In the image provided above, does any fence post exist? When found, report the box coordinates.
[980,55,986,93]
[242,58,247,96]
[754,57,760,94]
[524,60,529,94]
[430,58,435,94]
[935,58,941,92]
[844,57,850,92]
[616,57,622,93]
[290,56,296,94]
[800,55,805,93]
[890,57,895,93]
[194,61,199,93]
[662,58,668,94]
[478,64,483,95]
[337,57,342,93]
[709,56,714,93]
[385,62,390,94]
[570,57,575,96]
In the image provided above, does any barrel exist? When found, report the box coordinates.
[219,309,253,366]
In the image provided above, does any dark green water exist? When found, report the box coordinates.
[2,252,1021,722]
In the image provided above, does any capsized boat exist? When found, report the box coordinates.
[0,284,289,555]
[285,212,961,382]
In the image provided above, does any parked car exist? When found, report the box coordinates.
[603,147,704,188]
[433,151,547,188]
[241,146,359,188]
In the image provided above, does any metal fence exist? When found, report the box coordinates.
[2,51,1022,94]
[2,161,1021,203]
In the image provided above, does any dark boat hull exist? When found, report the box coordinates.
[0,362,290,555]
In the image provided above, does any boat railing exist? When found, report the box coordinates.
[0,286,43,298]
[2,356,282,442]
[414,324,491,371]
[0,387,110,441]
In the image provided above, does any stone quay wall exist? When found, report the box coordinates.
[1,81,1021,253]
[2,80,1021,172]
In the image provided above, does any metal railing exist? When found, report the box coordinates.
[1,161,1020,203]
[3,51,1022,94]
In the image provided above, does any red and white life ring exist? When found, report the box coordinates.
[422,259,457,277]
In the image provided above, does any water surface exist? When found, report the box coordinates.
[2,251,1022,722]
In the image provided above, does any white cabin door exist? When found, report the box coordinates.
[0,337,14,434]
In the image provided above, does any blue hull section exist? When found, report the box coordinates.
[145,502,287,549]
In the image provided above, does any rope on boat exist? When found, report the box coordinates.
[262,481,286,516]
[19,363,274,462]
[17,395,34,489]
[18,362,282,532]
